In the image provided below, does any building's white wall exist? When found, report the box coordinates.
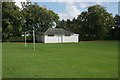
[63,34,79,42]
[44,34,79,43]
[45,35,60,43]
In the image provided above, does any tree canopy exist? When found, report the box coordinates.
[2,2,59,41]
[21,2,59,32]
[2,2,23,41]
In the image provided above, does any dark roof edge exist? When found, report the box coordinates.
[43,28,79,35]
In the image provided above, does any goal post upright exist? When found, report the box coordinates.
[25,31,27,48]
[33,29,35,51]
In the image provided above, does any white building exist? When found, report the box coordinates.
[37,28,79,43]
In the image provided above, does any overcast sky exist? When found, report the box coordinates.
[14,0,119,20]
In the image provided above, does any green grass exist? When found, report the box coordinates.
[2,41,118,78]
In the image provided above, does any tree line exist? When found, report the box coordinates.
[2,2,120,42]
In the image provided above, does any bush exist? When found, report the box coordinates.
[80,35,97,41]
[6,36,33,42]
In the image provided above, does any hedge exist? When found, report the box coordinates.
[6,36,33,42]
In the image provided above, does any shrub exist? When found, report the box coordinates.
[6,36,33,42]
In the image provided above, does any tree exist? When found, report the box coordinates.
[109,14,120,40]
[76,5,115,40]
[21,2,59,32]
[77,11,90,40]
[56,19,66,29]
[86,5,114,40]
[2,2,24,41]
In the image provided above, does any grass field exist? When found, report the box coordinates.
[2,41,118,78]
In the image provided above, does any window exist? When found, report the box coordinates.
[48,35,54,37]
[65,34,70,36]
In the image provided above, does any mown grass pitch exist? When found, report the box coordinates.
[2,41,118,78]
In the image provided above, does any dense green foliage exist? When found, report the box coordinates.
[5,36,32,42]
[108,14,120,40]
[2,2,24,41]
[2,2,59,42]
[21,2,59,32]
[3,41,118,78]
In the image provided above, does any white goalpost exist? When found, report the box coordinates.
[24,30,36,51]
[25,31,27,48]
[33,30,35,51]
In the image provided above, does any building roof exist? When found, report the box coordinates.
[44,28,75,35]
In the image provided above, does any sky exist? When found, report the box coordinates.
[14,0,119,21]
[38,2,118,20]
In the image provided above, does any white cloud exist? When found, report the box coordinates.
[79,3,90,8]
[96,2,101,5]
[14,0,27,8]
[58,2,81,21]
[79,2,102,9]
[59,13,69,21]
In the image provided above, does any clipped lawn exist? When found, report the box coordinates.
[2,41,118,78]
